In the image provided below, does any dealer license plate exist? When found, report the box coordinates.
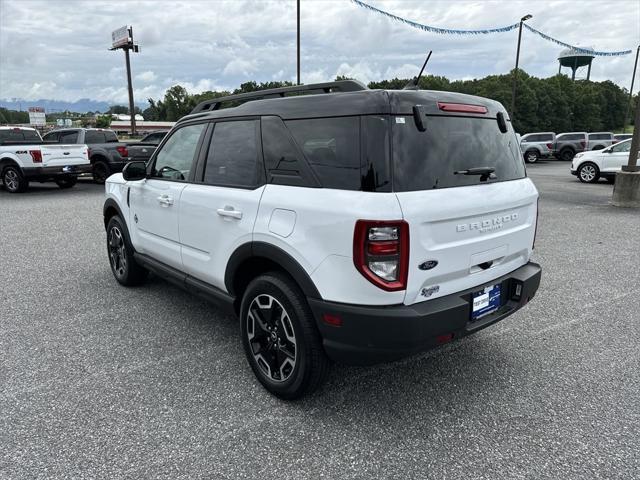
[471,284,501,320]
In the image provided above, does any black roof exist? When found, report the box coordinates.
[179,80,508,125]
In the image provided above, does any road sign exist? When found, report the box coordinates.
[28,107,46,126]
[111,26,131,49]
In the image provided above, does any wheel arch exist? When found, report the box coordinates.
[225,242,322,312]
[0,157,23,175]
[103,198,126,230]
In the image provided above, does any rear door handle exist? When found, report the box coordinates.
[217,206,243,219]
[157,194,173,206]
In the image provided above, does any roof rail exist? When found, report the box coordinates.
[190,80,368,114]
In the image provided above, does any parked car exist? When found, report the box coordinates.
[551,132,588,161]
[0,126,89,193]
[42,128,129,184]
[126,130,168,164]
[519,132,555,163]
[613,133,633,143]
[103,80,541,399]
[571,138,635,183]
[587,132,614,150]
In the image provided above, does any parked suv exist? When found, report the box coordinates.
[103,81,541,399]
[587,132,614,150]
[520,132,555,163]
[552,132,588,161]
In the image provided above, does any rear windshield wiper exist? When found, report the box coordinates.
[454,167,496,181]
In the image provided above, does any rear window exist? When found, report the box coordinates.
[558,134,585,141]
[286,117,361,190]
[0,129,41,141]
[392,116,525,192]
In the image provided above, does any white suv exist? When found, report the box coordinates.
[103,81,541,399]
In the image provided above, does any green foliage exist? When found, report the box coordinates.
[0,107,29,124]
[95,115,112,128]
[144,73,636,133]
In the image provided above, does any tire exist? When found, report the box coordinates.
[592,145,604,151]
[93,160,110,184]
[578,162,600,183]
[106,215,148,286]
[560,148,575,162]
[606,176,616,184]
[2,165,28,193]
[240,272,329,400]
[524,150,539,163]
[55,176,77,189]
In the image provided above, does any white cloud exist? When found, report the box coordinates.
[0,0,637,105]
[135,71,157,83]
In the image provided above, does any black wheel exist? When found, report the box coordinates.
[592,145,604,151]
[524,150,539,163]
[560,148,575,162]
[2,165,28,193]
[93,161,110,184]
[55,176,77,189]
[240,272,329,400]
[106,215,148,286]
[578,162,600,183]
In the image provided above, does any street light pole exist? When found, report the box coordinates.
[296,0,300,85]
[510,14,532,123]
[124,45,136,136]
[623,45,640,134]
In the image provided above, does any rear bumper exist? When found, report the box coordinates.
[23,164,92,179]
[308,262,541,365]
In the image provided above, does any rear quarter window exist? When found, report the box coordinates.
[85,131,106,143]
[286,117,361,190]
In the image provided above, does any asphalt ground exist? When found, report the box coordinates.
[1,162,638,479]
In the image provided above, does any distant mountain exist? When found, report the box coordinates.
[0,98,146,114]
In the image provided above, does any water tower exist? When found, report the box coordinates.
[558,47,595,80]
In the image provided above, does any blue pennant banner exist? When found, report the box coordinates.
[351,0,632,56]
[350,0,519,35]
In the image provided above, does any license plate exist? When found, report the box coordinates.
[471,284,501,320]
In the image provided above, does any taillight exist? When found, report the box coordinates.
[353,220,409,291]
[532,198,539,250]
[546,143,553,149]
[29,150,42,163]
[116,146,129,157]
[580,141,586,149]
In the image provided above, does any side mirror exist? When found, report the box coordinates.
[122,161,147,181]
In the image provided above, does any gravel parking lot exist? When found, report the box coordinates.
[1,162,638,479]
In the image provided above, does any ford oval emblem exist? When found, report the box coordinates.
[419,260,438,271]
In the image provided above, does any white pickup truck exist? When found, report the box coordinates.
[0,126,90,193]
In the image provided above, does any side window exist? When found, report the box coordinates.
[59,131,78,143]
[261,116,317,187]
[84,131,104,144]
[152,123,206,181]
[23,130,42,142]
[363,116,391,192]
[286,117,361,190]
[541,134,553,142]
[203,120,261,188]
[612,141,631,153]
[104,131,119,143]
[43,132,59,142]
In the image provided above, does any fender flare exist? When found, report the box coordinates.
[225,242,321,300]
[103,198,127,230]
[0,156,23,175]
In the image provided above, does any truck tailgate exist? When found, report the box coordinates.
[41,144,89,167]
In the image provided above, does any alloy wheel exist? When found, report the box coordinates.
[246,294,297,382]
[108,226,127,278]
[4,169,19,192]
[580,165,597,182]
[526,152,538,163]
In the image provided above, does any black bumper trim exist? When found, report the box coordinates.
[308,262,541,365]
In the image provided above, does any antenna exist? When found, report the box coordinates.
[403,51,432,90]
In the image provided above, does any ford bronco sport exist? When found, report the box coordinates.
[103,80,541,399]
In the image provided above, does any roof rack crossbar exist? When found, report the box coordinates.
[190,80,368,114]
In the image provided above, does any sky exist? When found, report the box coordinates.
[0,0,638,107]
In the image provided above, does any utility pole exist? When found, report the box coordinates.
[297,0,301,85]
[623,45,639,134]
[110,25,139,136]
[510,14,532,123]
